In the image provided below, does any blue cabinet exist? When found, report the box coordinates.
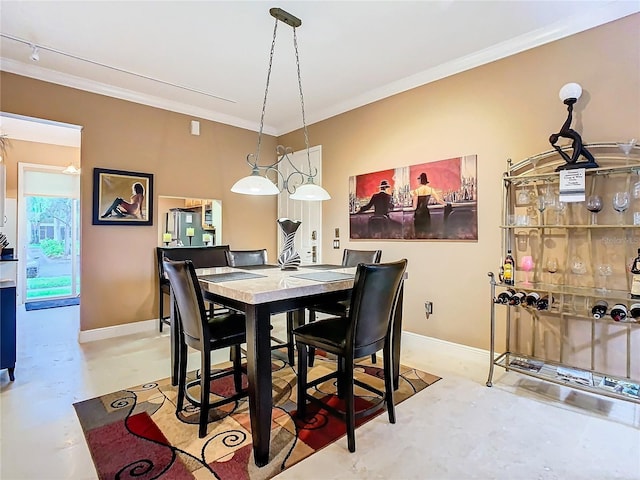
[1,281,16,381]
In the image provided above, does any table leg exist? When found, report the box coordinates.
[245,304,272,467]
[392,282,404,390]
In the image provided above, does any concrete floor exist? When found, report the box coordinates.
[1,305,639,479]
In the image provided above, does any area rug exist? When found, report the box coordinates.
[74,354,440,480]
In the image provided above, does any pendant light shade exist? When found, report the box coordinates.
[231,170,279,195]
[289,181,331,201]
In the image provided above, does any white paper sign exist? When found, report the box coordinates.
[185,214,193,223]
[559,169,586,202]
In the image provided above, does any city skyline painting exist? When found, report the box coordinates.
[349,155,478,241]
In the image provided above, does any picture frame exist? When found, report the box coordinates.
[92,168,154,226]
[349,155,477,241]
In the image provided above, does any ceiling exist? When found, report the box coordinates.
[1,1,638,136]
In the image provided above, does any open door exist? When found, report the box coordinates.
[277,145,323,264]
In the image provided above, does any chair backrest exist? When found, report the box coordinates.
[162,258,208,347]
[348,259,407,351]
[156,245,230,284]
[226,249,268,267]
[342,249,382,267]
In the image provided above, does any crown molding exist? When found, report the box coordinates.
[0,58,277,136]
[280,3,640,134]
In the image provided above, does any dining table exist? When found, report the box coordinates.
[193,263,405,467]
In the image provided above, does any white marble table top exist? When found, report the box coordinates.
[196,265,356,305]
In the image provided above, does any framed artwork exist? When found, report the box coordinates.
[349,155,477,241]
[92,168,154,226]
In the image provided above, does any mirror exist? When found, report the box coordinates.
[157,196,222,247]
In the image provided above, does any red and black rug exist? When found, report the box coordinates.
[74,355,440,480]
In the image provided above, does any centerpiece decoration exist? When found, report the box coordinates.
[277,218,301,270]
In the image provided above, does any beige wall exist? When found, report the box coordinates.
[3,139,79,197]
[1,14,638,349]
[1,75,278,331]
[280,14,640,349]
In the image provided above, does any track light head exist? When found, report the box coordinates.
[30,44,39,62]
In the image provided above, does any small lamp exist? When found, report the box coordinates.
[162,233,172,246]
[550,82,598,171]
[185,227,195,245]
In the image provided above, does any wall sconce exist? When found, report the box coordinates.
[230,8,330,202]
[549,82,598,171]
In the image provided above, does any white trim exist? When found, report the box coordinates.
[0,58,273,136]
[78,318,158,343]
[401,330,490,363]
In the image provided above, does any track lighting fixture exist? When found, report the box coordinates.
[30,44,39,62]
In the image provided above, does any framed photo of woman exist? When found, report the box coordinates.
[92,168,154,226]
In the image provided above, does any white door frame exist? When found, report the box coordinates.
[17,162,81,304]
[277,145,323,264]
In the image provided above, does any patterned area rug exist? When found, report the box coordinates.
[74,354,440,480]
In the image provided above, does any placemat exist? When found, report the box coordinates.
[199,272,267,283]
[290,271,354,282]
[235,264,280,270]
[302,264,343,270]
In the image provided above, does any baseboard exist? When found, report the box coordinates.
[78,318,159,343]
[76,318,490,365]
[401,330,490,363]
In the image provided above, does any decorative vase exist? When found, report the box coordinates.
[277,218,301,270]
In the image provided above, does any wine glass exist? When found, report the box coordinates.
[546,257,559,283]
[571,256,587,275]
[617,138,637,157]
[517,186,531,206]
[520,255,534,285]
[612,192,630,224]
[597,263,613,292]
[536,196,547,226]
[585,195,603,225]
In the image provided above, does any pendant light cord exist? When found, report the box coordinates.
[254,18,278,166]
[293,28,315,180]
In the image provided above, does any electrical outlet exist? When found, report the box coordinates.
[333,239,340,249]
[424,301,433,315]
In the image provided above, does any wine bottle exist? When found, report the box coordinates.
[496,288,515,304]
[591,300,608,319]
[610,303,628,322]
[629,303,640,320]
[631,248,640,298]
[536,295,554,311]
[509,292,526,306]
[503,249,515,286]
[525,292,540,307]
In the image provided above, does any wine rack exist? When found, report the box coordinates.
[487,142,640,404]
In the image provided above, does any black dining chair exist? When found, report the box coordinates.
[307,249,382,366]
[293,259,407,453]
[225,249,299,365]
[225,249,269,267]
[162,257,248,438]
[156,245,230,332]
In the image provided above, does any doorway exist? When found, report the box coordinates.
[277,145,323,263]
[1,111,83,307]
[18,163,81,304]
